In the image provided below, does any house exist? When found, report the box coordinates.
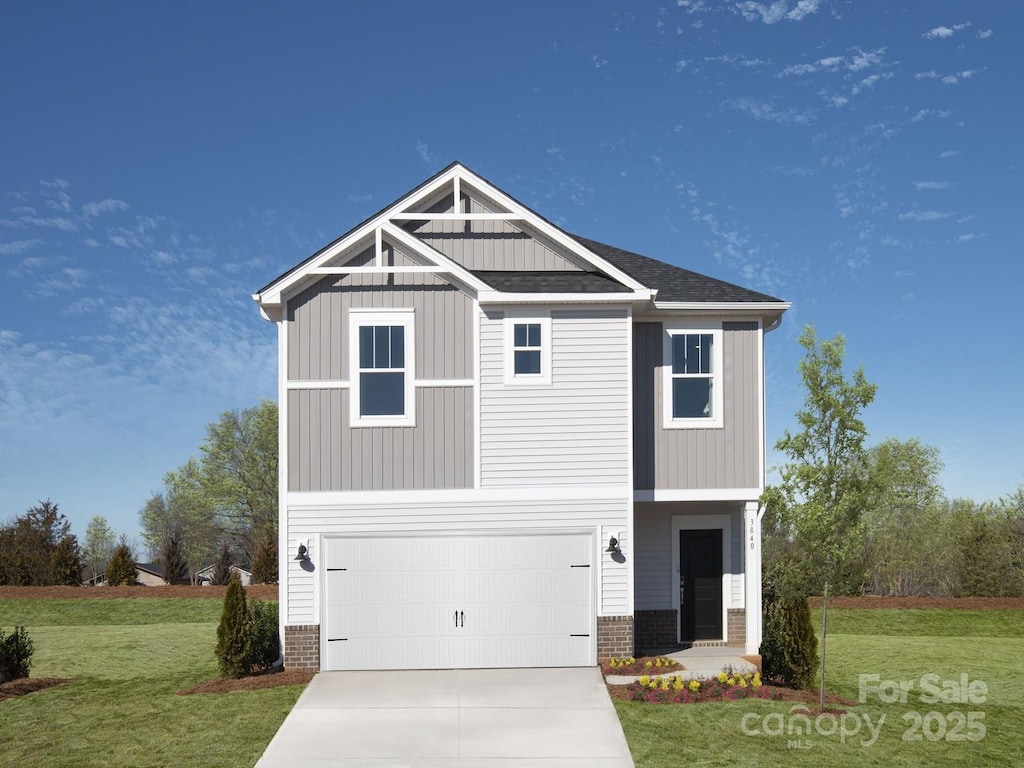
[85,562,170,587]
[253,162,789,671]
[196,564,253,586]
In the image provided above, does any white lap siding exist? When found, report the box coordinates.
[478,308,631,488]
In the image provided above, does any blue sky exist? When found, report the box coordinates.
[2,1,1021,545]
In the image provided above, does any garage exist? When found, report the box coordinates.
[322,532,595,670]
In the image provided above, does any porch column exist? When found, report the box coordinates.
[743,500,763,655]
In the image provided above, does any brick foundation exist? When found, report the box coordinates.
[283,624,320,671]
[596,615,634,659]
[727,609,746,647]
[634,609,678,652]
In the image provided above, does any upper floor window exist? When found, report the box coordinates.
[350,309,415,426]
[663,323,722,429]
[504,312,551,385]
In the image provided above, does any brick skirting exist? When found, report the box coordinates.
[284,624,320,671]
[727,608,746,646]
[596,615,634,659]
[634,609,678,652]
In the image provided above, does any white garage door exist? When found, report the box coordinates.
[322,533,594,670]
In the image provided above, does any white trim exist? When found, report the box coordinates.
[503,311,552,386]
[277,316,289,635]
[348,309,416,428]
[743,501,762,654]
[389,212,523,221]
[654,301,792,312]
[379,223,492,293]
[415,379,474,387]
[452,175,460,213]
[633,488,763,502]
[757,318,766,497]
[662,321,724,430]
[478,291,653,304]
[671,513,732,645]
[287,379,350,390]
[288,485,632,509]
[309,266,444,275]
[473,303,482,490]
[374,227,382,267]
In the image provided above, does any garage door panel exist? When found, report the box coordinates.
[324,533,594,671]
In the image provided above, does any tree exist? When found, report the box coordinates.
[105,537,139,586]
[861,439,950,596]
[766,325,878,595]
[49,535,82,586]
[83,515,117,583]
[250,532,278,585]
[159,533,189,585]
[0,500,77,586]
[215,573,251,678]
[211,542,234,586]
[760,565,819,689]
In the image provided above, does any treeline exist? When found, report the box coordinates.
[138,400,278,584]
[0,501,81,586]
[764,326,1024,598]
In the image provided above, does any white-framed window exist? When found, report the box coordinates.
[504,312,552,385]
[663,322,723,429]
[349,309,415,427]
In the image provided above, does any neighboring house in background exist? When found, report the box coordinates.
[253,162,789,671]
[134,563,167,586]
[196,564,253,586]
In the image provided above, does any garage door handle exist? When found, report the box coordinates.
[454,610,458,627]
[460,610,464,627]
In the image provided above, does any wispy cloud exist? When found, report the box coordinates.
[41,179,72,213]
[415,141,437,167]
[899,210,954,221]
[922,22,972,39]
[82,199,129,219]
[977,29,993,39]
[0,238,43,256]
[727,97,815,124]
[779,48,888,77]
[735,0,821,24]
[34,267,87,297]
[910,109,952,123]
[914,181,953,190]
[939,150,960,159]
[705,53,771,68]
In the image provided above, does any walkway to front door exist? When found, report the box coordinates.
[255,667,635,767]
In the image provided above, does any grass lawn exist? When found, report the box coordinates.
[0,597,304,768]
[615,608,1024,767]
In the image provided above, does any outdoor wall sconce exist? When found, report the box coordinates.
[294,543,309,562]
[606,536,621,554]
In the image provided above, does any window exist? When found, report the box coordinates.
[663,324,722,428]
[504,312,551,384]
[350,310,415,426]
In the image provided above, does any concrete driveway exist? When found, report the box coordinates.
[254,667,635,767]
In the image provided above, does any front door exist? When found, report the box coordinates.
[679,529,723,642]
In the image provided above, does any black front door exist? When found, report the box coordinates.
[679,529,723,642]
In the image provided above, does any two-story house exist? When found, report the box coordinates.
[253,162,789,671]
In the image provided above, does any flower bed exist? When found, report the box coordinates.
[601,656,682,675]
[622,671,772,704]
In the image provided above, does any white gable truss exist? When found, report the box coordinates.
[253,163,655,318]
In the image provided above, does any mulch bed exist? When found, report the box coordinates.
[0,678,69,701]
[177,668,314,695]
[601,656,683,676]
[606,681,855,709]
[807,596,1024,609]
[0,585,278,600]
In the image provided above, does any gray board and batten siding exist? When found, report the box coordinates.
[633,321,761,490]
[285,271,474,492]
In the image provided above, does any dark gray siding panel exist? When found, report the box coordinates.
[633,322,761,490]
[287,387,473,491]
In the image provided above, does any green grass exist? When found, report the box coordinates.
[616,608,1023,767]
[0,597,304,768]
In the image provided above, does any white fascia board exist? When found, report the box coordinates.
[256,166,465,307]
[454,172,651,294]
[634,488,763,503]
[477,291,654,305]
[379,222,491,293]
[653,301,792,312]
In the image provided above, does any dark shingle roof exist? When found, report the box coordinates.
[471,270,632,293]
[573,236,784,303]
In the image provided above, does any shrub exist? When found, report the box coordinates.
[160,533,189,585]
[216,573,251,678]
[0,626,35,684]
[760,572,819,689]
[211,542,233,586]
[248,600,280,671]
[251,534,278,585]
[49,534,82,586]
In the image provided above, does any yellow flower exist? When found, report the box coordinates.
[689,679,700,692]
[638,675,650,685]
[645,660,653,668]
[752,674,762,687]
[717,672,728,683]
[628,657,636,664]
[655,659,663,667]
[609,659,617,668]
[738,678,747,687]
[673,680,684,692]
